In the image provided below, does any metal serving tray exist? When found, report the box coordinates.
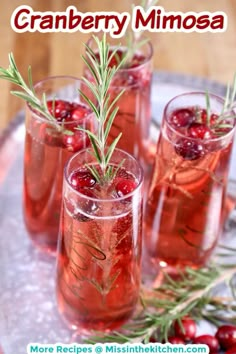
[0,72,235,354]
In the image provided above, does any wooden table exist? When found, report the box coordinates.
[0,0,235,130]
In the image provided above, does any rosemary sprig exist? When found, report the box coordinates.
[78,34,126,183]
[133,0,159,42]
[221,74,236,116]
[124,0,157,65]
[85,245,236,344]
[207,74,236,131]
[0,53,56,122]
[111,0,157,68]
[205,90,211,126]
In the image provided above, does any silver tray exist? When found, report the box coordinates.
[0,72,236,354]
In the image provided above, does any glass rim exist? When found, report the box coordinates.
[64,147,144,203]
[164,91,236,143]
[26,75,95,125]
[85,36,153,88]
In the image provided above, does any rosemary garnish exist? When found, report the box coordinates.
[205,90,211,126]
[133,0,158,43]
[205,74,236,132]
[125,0,158,65]
[0,53,55,122]
[78,34,126,183]
[112,0,157,68]
[85,245,236,344]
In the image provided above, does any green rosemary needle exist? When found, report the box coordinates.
[0,53,55,122]
[84,245,236,344]
[111,0,157,68]
[78,34,126,183]
[205,74,236,131]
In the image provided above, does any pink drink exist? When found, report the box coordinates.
[84,39,153,168]
[144,92,236,272]
[24,77,95,253]
[56,149,143,332]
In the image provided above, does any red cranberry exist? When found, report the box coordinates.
[193,335,220,353]
[129,53,146,68]
[216,325,236,349]
[174,317,197,341]
[199,108,207,124]
[98,49,123,68]
[188,123,213,139]
[47,99,71,120]
[210,113,218,125]
[62,131,90,152]
[225,345,236,354]
[149,333,159,342]
[115,179,137,197]
[201,110,219,126]
[167,336,185,344]
[148,338,156,343]
[175,138,205,160]
[170,108,195,128]
[70,104,91,122]
[69,169,96,190]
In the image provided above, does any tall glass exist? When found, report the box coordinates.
[24,76,95,253]
[56,148,143,333]
[144,92,236,273]
[83,36,153,170]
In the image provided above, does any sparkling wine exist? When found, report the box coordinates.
[56,149,143,332]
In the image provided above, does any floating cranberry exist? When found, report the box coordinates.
[69,169,96,190]
[62,131,90,152]
[199,108,207,123]
[70,104,91,122]
[175,138,205,160]
[148,337,156,343]
[225,345,236,354]
[174,317,197,341]
[170,108,195,128]
[129,53,146,68]
[210,113,218,125]
[115,179,137,197]
[193,335,220,353]
[188,123,213,139]
[201,110,219,126]
[149,333,159,342]
[47,99,71,120]
[106,49,124,67]
[167,336,185,344]
[216,325,236,349]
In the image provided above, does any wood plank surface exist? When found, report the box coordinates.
[0,0,235,130]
